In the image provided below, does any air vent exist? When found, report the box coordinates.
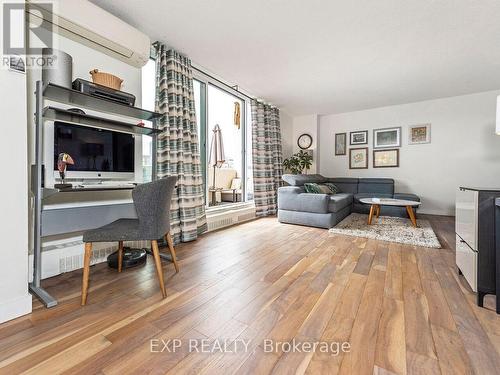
[208,217,234,231]
[59,246,115,273]
[206,205,256,232]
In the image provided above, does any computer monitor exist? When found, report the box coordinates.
[52,121,135,181]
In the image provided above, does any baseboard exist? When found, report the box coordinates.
[29,239,149,282]
[0,293,32,324]
[418,209,455,216]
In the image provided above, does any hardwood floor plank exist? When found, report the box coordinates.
[431,324,473,375]
[64,321,162,375]
[23,335,111,375]
[166,319,248,375]
[373,365,399,375]
[372,242,389,271]
[385,244,403,301]
[338,268,386,375]
[334,273,367,318]
[406,350,441,375]
[401,248,423,293]
[271,281,347,374]
[0,215,498,375]
[199,308,282,374]
[353,251,374,275]
[305,315,354,375]
[374,297,406,375]
[420,279,457,332]
[403,288,437,359]
[431,249,500,374]
[234,346,280,375]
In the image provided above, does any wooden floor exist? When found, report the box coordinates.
[1,215,499,374]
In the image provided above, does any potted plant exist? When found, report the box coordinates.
[283,150,313,174]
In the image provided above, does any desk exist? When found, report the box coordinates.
[31,186,136,307]
[31,80,161,308]
[32,185,175,307]
[41,198,136,237]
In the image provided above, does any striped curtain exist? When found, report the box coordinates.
[154,43,207,244]
[251,100,283,216]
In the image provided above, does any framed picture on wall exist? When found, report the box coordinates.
[408,123,431,144]
[373,126,401,148]
[349,130,368,145]
[373,149,399,168]
[349,147,368,169]
[335,133,346,155]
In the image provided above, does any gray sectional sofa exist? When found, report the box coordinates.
[277,174,420,229]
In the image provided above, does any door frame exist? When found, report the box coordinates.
[193,69,248,206]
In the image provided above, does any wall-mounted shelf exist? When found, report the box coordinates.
[31,80,160,309]
[43,83,161,121]
[43,107,160,136]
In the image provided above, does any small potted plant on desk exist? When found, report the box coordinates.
[282,150,313,175]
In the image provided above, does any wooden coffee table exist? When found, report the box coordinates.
[359,198,421,227]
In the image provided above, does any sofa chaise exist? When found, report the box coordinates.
[277,174,420,229]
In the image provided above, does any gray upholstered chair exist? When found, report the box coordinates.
[81,177,179,305]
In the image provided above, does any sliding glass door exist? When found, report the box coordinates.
[193,74,251,208]
[142,60,252,207]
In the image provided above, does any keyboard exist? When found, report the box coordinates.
[75,183,137,189]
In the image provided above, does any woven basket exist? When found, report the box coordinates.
[89,69,123,90]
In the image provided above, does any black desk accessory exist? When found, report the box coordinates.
[72,78,136,106]
[107,247,147,269]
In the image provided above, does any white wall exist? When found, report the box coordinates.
[293,114,319,173]
[280,110,294,159]
[319,90,500,215]
[0,0,32,323]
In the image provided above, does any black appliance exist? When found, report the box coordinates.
[53,121,135,173]
[72,78,136,106]
[107,247,147,269]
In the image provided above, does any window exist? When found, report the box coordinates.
[141,59,155,182]
[141,61,253,206]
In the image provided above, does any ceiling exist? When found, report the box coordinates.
[91,0,500,115]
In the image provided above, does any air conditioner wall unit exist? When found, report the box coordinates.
[26,0,150,68]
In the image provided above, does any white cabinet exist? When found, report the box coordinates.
[455,234,477,292]
[456,187,500,307]
[456,188,478,250]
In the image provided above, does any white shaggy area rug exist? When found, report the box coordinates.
[329,213,441,248]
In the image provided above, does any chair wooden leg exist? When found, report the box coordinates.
[151,240,167,298]
[117,241,124,273]
[81,242,92,306]
[165,232,179,273]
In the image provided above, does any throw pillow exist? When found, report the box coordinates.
[324,182,340,194]
[304,183,338,195]
[230,178,241,190]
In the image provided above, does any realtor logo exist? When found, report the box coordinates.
[3,2,53,55]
